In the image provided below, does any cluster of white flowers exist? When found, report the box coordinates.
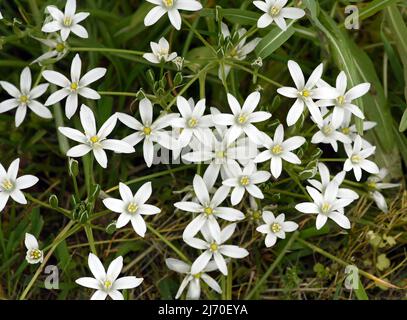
[0,0,400,301]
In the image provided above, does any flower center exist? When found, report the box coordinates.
[163,0,174,8]
[237,114,248,124]
[216,150,225,158]
[127,202,138,214]
[56,43,65,52]
[269,6,281,16]
[252,210,261,220]
[337,95,346,105]
[63,16,73,27]
[90,135,99,144]
[19,95,29,104]
[341,127,350,135]
[271,144,283,155]
[204,207,213,216]
[271,222,282,233]
[143,127,152,135]
[322,125,333,135]
[193,272,202,279]
[209,242,218,252]
[351,154,362,164]
[367,181,377,190]
[321,202,331,214]
[70,82,78,90]
[103,280,112,289]
[299,89,311,98]
[188,117,198,128]
[29,249,42,260]
[1,179,14,191]
[240,175,250,186]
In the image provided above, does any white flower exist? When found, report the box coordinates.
[171,96,212,148]
[253,0,305,31]
[24,233,44,264]
[42,54,106,119]
[165,258,221,300]
[254,124,305,178]
[219,23,261,79]
[143,37,177,64]
[0,158,39,211]
[223,161,271,205]
[76,253,143,300]
[339,113,376,148]
[277,60,337,126]
[175,175,244,241]
[212,91,271,145]
[42,0,89,41]
[0,67,51,127]
[117,98,179,167]
[295,182,353,230]
[31,36,68,65]
[103,182,160,237]
[308,163,359,201]
[256,212,298,247]
[343,135,379,181]
[58,105,134,168]
[311,117,352,152]
[367,168,400,213]
[144,0,203,31]
[186,223,249,275]
[316,71,370,127]
[0,10,3,19]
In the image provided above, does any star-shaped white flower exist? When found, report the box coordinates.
[76,253,143,300]
[143,37,178,64]
[171,96,212,148]
[0,158,39,211]
[117,98,179,167]
[31,36,68,65]
[256,212,298,247]
[366,168,400,213]
[311,117,352,152]
[253,0,305,31]
[277,60,337,126]
[343,135,379,181]
[58,104,134,168]
[144,0,203,31]
[339,112,376,148]
[295,182,353,230]
[222,161,271,205]
[219,23,261,79]
[0,67,51,127]
[103,182,160,237]
[175,175,244,242]
[42,54,106,119]
[308,163,359,201]
[24,233,44,264]
[165,258,221,300]
[254,124,305,178]
[186,223,249,275]
[212,91,271,145]
[316,71,369,127]
[42,0,89,41]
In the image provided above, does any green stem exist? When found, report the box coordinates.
[70,47,144,56]
[99,91,138,97]
[245,231,299,299]
[25,193,71,218]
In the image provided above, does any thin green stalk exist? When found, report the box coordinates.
[99,91,138,97]
[25,193,71,218]
[245,231,299,299]
[70,47,144,56]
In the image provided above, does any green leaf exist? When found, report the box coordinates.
[255,23,295,59]
[220,8,260,25]
[355,279,369,300]
[399,109,407,132]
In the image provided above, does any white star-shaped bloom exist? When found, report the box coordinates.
[256,212,298,247]
[24,233,44,264]
[143,37,178,64]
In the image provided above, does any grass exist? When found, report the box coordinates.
[0,0,406,300]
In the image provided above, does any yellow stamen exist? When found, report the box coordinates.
[351,154,361,164]
[341,127,350,135]
[127,203,138,213]
[90,136,99,143]
[30,249,42,260]
[1,179,13,191]
[252,210,261,220]
[56,43,65,52]
[300,89,310,98]
[269,6,281,16]
[237,114,247,124]
[321,202,331,214]
[337,95,345,105]
[188,117,198,128]
[271,222,282,233]
[322,125,333,135]
[63,16,73,26]
[204,207,213,216]
[271,144,283,155]
[143,127,152,135]
[240,175,250,186]
[209,243,218,252]
[70,82,78,90]
[163,0,174,7]
[19,95,29,104]
[104,280,112,289]
[193,272,202,279]
[367,181,377,190]
[216,151,225,158]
